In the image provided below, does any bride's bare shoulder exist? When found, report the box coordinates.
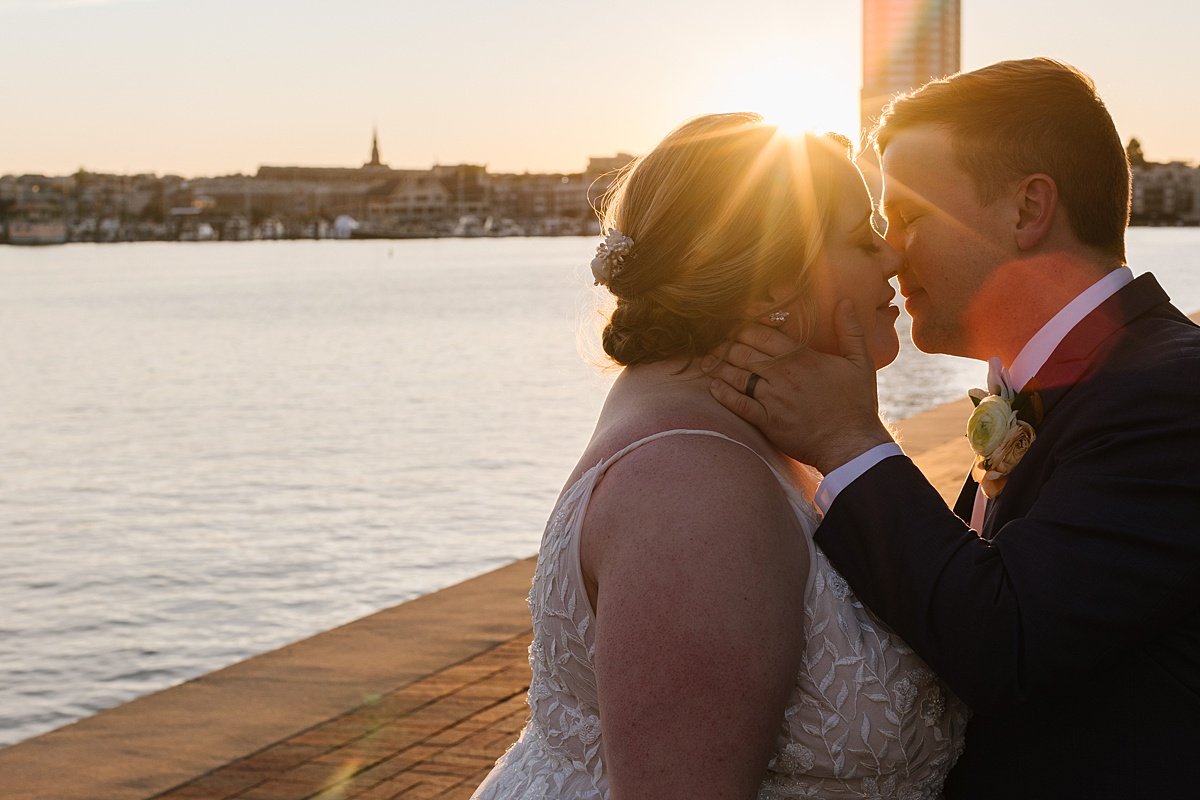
[575,369,760,466]
[583,425,806,556]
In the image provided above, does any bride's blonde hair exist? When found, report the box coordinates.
[598,112,857,367]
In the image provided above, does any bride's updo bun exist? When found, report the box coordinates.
[596,113,855,367]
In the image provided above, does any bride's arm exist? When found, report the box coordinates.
[583,435,810,800]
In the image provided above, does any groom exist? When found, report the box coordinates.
[709,58,1200,797]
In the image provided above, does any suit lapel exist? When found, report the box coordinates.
[953,473,977,524]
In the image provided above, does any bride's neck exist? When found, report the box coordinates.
[619,358,709,391]
[605,358,730,422]
[611,356,820,496]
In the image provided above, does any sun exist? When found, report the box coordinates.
[697,51,859,143]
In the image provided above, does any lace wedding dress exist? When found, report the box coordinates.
[472,430,967,799]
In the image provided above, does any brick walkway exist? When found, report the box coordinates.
[152,634,532,800]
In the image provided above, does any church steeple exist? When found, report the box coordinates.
[366,128,384,168]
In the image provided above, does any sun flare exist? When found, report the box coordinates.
[699,51,858,145]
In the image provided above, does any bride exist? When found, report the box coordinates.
[472,113,966,799]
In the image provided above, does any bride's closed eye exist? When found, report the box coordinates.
[859,236,882,255]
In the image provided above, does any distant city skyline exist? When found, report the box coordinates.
[1,0,1197,177]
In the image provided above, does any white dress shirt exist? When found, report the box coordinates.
[815,266,1135,522]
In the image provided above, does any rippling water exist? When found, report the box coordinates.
[2,230,1198,746]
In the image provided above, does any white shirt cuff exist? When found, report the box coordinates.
[814,443,906,514]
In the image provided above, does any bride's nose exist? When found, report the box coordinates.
[880,239,902,280]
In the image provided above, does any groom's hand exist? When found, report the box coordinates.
[704,301,894,474]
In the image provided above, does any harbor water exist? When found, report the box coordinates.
[2,230,1199,746]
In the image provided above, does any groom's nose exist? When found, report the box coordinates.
[893,255,914,287]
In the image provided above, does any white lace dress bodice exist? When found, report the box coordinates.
[472,430,967,800]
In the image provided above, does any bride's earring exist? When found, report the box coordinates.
[766,310,790,326]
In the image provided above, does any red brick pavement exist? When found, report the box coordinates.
[151,634,532,800]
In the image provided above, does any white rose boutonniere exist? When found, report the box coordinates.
[966,358,1037,499]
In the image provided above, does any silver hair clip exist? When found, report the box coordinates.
[591,228,635,287]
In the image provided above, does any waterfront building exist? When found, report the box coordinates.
[489,173,550,220]
[0,175,18,205]
[554,174,589,219]
[7,197,68,245]
[259,130,393,184]
[860,0,961,138]
[432,164,491,220]
[489,171,593,234]
[71,171,161,233]
[585,153,636,212]
[1132,161,1200,225]
[7,174,71,206]
[363,173,451,235]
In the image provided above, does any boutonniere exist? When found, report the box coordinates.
[966,358,1037,499]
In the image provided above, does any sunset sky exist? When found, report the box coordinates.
[1,0,1196,177]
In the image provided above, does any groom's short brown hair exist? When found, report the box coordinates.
[873,57,1131,261]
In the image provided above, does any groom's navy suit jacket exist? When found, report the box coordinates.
[815,274,1200,799]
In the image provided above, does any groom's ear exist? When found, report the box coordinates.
[1012,173,1058,251]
